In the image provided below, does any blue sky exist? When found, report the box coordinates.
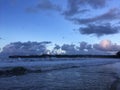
[0,0,120,54]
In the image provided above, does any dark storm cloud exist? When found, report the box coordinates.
[71,8,120,24]
[79,23,119,37]
[26,0,61,13]
[63,0,107,17]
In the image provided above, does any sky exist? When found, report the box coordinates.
[1,0,120,55]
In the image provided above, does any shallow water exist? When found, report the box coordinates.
[0,65,117,90]
[0,58,120,90]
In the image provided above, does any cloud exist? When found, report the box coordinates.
[60,42,110,55]
[63,0,107,17]
[79,23,119,37]
[93,40,120,51]
[79,41,87,50]
[26,0,61,13]
[71,8,120,24]
[63,8,90,17]
[1,40,120,56]
[39,41,52,45]
[77,42,92,51]
[61,44,78,54]
[62,1,120,38]
[54,44,61,50]
[1,41,51,55]
[78,41,110,55]
[60,40,120,55]
[86,0,107,8]
[63,0,89,16]
[37,0,61,11]
[52,44,62,54]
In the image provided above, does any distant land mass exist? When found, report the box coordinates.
[9,54,120,59]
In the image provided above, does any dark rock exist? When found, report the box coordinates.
[9,67,28,75]
[0,70,5,76]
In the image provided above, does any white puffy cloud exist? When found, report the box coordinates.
[93,40,120,51]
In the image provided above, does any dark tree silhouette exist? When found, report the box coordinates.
[116,51,120,57]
